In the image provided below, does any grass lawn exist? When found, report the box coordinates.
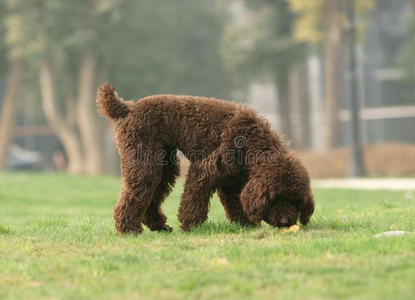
[0,172,414,300]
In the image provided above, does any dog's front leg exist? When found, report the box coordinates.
[217,184,257,227]
[239,174,270,226]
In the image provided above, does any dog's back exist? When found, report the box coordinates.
[96,83,284,162]
[98,83,243,155]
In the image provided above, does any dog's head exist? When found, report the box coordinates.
[263,155,314,227]
[240,153,315,228]
[262,189,314,227]
[241,153,314,228]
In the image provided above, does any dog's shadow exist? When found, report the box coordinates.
[183,221,259,236]
[151,217,367,236]
[177,221,328,236]
[191,220,367,235]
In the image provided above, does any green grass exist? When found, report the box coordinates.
[0,172,414,300]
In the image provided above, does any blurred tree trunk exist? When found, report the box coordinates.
[97,66,120,174]
[77,50,103,175]
[276,74,292,140]
[39,59,84,173]
[322,0,343,149]
[290,62,311,149]
[76,0,104,175]
[0,59,23,169]
[298,62,311,149]
[289,65,301,148]
[63,69,78,129]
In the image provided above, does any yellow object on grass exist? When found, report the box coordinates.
[280,224,300,234]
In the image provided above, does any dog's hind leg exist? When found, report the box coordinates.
[143,150,180,232]
[217,185,256,227]
[114,145,163,234]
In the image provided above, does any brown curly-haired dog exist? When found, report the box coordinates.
[97,83,314,234]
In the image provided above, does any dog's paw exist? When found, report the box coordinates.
[179,215,205,232]
[160,224,173,232]
[118,227,143,235]
[148,223,173,232]
[180,220,201,232]
[180,223,193,232]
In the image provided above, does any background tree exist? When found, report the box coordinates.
[5,0,106,173]
[223,0,307,141]
[0,1,24,169]
[288,0,374,149]
[4,0,232,174]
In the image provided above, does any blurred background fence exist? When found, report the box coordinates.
[0,0,414,178]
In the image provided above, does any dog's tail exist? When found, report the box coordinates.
[96,83,131,120]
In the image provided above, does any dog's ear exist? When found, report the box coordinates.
[240,173,274,225]
[299,192,315,225]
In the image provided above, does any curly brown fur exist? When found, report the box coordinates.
[97,83,133,119]
[97,83,315,234]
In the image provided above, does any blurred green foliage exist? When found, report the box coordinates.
[2,0,232,102]
[288,0,374,43]
[223,0,307,85]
